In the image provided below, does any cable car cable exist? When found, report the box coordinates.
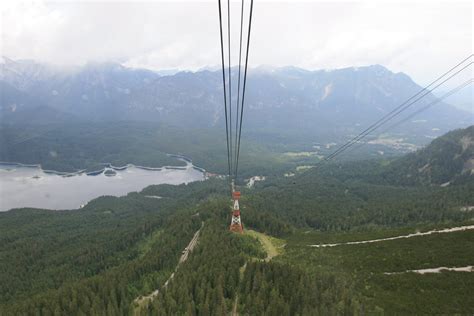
[324,58,473,162]
[227,0,233,177]
[234,0,245,178]
[379,78,473,138]
[234,0,254,180]
[290,77,473,189]
[324,59,473,163]
[290,59,473,187]
[339,78,474,158]
[217,0,232,183]
[324,54,473,162]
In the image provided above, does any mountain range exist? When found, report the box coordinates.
[1,57,472,144]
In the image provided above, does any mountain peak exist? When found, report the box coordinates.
[83,61,125,72]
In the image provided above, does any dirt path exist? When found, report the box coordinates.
[133,222,204,312]
[385,265,474,275]
[232,295,239,316]
[178,223,202,264]
[309,225,474,248]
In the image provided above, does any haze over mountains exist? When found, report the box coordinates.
[1,57,471,143]
[437,85,474,113]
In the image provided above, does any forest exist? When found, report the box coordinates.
[0,120,411,178]
[141,219,359,316]
[1,126,473,314]
[281,225,474,314]
[0,121,306,177]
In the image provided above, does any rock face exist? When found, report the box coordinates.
[1,58,470,138]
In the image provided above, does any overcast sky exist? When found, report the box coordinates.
[0,0,472,87]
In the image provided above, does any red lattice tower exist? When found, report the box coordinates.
[229,191,243,233]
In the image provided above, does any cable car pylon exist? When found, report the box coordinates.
[229,180,243,233]
[218,0,253,234]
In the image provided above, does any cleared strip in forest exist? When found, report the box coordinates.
[384,265,474,275]
[245,230,284,261]
[133,222,204,311]
[309,225,474,248]
[232,295,239,316]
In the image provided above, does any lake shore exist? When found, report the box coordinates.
[0,155,207,212]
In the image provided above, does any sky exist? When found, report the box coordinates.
[0,0,473,89]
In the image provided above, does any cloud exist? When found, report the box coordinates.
[1,0,472,86]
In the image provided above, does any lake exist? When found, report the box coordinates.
[0,161,205,212]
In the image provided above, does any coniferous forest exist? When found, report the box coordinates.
[1,1,473,313]
[1,127,473,315]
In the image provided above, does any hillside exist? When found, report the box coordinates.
[383,125,474,185]
[1,128,474,314]
[241,127,474,231]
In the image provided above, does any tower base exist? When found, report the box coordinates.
[229,222,244,233]
[229,192,243,233]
